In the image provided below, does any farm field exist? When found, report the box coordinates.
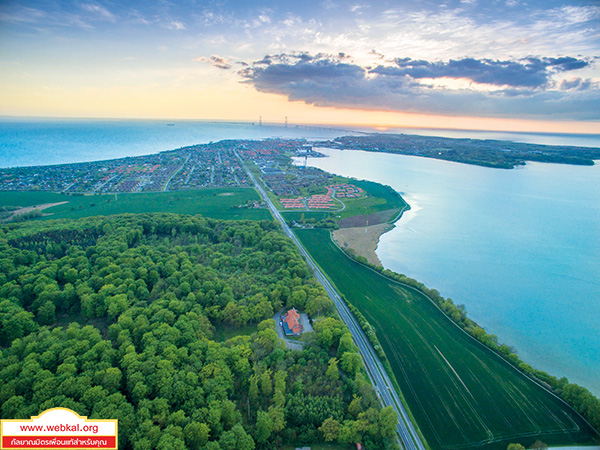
[295,228,598,450]
[0,188,271,221]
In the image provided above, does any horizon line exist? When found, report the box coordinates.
[2,114,600,137]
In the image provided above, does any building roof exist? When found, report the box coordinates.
[283,308,303,335]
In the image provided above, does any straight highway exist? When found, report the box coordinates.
[235,150,426,450]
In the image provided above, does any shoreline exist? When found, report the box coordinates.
[332,204,409,266]
[332,222,394,266]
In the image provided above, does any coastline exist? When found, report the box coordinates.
[332,222,394,266]
[332,204,409,267]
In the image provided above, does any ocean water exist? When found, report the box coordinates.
[301,148,600,396]
[1,117,599,168]
[0,118,354,168]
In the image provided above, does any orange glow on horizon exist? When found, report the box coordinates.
[2,84,599,135]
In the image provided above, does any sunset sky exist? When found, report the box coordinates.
[1,0,599,133]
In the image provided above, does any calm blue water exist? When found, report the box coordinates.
[1,117,599,168]
[0,118,354,168]
[302,148,600,396]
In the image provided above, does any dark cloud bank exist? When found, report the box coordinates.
[236,53,599,120]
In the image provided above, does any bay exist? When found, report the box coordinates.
[302,148,600,396]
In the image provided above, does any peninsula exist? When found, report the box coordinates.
[1,137,599,450]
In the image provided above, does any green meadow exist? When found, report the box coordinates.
[281,211,331,222]
[0,188,271,221]
[295,228,598,450]
[0,191,71,208]
[332,178,408,226]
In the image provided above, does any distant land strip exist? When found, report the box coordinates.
[315,133,600,168]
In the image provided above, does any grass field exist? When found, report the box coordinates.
[295,228,598,450]
[0,189,271,221]
[334,178,407,225]
[281,211,331,222]
[0,191,72,208]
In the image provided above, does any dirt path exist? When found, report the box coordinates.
[4,202,68,221]
[332,222,394,267]
[19,201,68,214]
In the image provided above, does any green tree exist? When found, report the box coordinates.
[102,368,122,392]
[340,352,362,376]
[255,410,273,443]
[184,422,210,448]
[319,417,341,442]
[0,300,38,345]
[273,371,286,407]
[248,375,259,405]
[267,406,285,433]
[156,434,186,450]
[305,294,331,317]
[326,358,340,381]
[337,332,356,357]
[219,424,255,450]
[106,293,130,319]
[378,406,397,438]
[260,370,272,397]
[348,395,362,417]
[507,444,526,450]
[37,300,56,325]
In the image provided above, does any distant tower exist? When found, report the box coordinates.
[304,155,307,168]
[285,116,288,128]
[259,116,262,126]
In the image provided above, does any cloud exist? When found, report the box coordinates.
[559,77,593,91]
[168,20,186,30]
[0,4,93,29]
[239,52,600,120]
[548,5,600,24]
[0,6,46,24]
[195,55,233,70]
[372,56,590,89]
[81,3,115,21]
[369,49,385,59]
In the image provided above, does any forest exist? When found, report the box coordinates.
[0,214,399,450]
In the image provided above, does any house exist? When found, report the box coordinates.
[282,308,303,336]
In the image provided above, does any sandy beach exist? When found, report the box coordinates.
[332,222,394,266]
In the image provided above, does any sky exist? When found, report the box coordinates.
[1,0,599,133]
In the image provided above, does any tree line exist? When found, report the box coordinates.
[339,243,600,433]
[0,214,400,449]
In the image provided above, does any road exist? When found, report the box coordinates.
[164,153,191,191]
[235,150,426,450]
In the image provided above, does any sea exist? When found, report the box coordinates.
[0,117,355,168]
[302,148,600,397]
[1,117,599,397]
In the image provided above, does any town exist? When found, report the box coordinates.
[0,139,369,216]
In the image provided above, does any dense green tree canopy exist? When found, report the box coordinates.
[0,214,398,449]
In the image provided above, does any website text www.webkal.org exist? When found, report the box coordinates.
[1,408,117,449]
